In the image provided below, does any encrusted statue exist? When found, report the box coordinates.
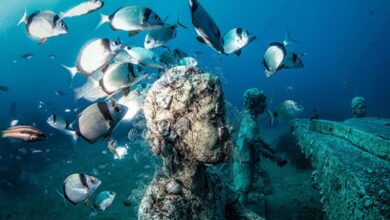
[351,96,366,118]
[233,88,286,204]
[139,67,264,220]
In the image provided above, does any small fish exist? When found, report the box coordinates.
[107,139,128,160]
[71,101,127,144]
[179,57,198,67]
[47,114,73,136]
[55,90,66,96]
[285,86,294,91]
[144,20,187,49]
[21,53,34,59]
[274,100,304,121]
[189,0,224,53]
[10,120,19,126]
[1,125,47,142]
[31,149,42,153]
[63,173,101,205]
[18,10,68,44]
[0,85,9,92]
[74,62,148,101]
[122,46,166,69]
[48,54,56,59]
[97,6,164,36]
[223,28,256,56]
[61,0,104,18]
[263,31,299,77]
[265,108,275,127]
[94,191,116,211]
[62,38,123,81]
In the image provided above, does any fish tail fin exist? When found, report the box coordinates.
[17,8,27,26]
[64,129,78,146]
[283,29,299,46]
[96,13,109,30]
[61,65,78,87]
[176,18,188,29]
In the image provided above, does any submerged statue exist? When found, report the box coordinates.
[351,96,366,118]
[139,66,264,220]
[233,88,286,204]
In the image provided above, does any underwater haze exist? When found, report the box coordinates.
[0,0,389,219]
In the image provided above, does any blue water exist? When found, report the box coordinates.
[0,0,389,219]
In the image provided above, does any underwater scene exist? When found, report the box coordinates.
[0,0,389,219]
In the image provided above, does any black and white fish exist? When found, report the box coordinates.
[144,20,187,49]
[122,46,166,69]
[189,0,224,53]
[74,62,148,101]
[47,114,74,136]
[263,32,299,77]
[21,53,34,59]
[70,101,127,144]
[63,173,101,205]
[61,0,104,18]
[97,6,164,36]
[62,38,123,80]
[223,28,256,56]
[18,10,68,44]
[94,191,116,211]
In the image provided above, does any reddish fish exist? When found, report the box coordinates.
[1,126,47,142]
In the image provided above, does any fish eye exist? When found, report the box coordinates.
[153,15,159,20]
[126,46,131,50]
[112,41,119,46]
[146,40,151,44]
[114,106,120,112]
[137,66,142,72]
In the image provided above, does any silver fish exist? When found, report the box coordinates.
[21,53,34,59]
[94,191,116,211]
[1,126,47,142]
[144,20,187,49]
[122,46,166,69]
[223,28,256,56]
[63,173,101,205]
[263,31,299,77]
[61,0,104,18]
[97,6,164,36]
[75,101,127,143]
[47,114,74,136]
[74,62,148,101]
[275,100,304,121]
[18,10,68,44]
[179,57,198,67]
[189,0,224,53]
[62,38,123,80]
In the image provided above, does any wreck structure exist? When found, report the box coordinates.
[291,118,390,219]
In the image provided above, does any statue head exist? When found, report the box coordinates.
[144,66,230,171]
[351,96,366,118]
[243,88,267,116]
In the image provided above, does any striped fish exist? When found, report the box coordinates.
[1,126,47,142]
